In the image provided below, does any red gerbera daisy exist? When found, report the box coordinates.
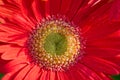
[0,0,120,80]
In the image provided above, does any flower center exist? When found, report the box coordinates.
[28,17,83,71]
[44,32,67,55]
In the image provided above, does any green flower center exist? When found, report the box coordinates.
[44,33,67,55]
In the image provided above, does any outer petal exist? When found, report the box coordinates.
[59,0,72,15]
[72,0,111,25]
[39,70,48,80]
[13,64,33,80]
[81,56,120,75]
[110,0,120,21]
[66,0,90,21]
[2,64,27,80]
[4,54,29,72]
[69,63,104,80]
[20,0,37,23]
[0,55,8,73]
[0,44,26,60]
[49,0,61,15]
[86,35,120,66]
[57,71,69,80]
[24,65,41,80]
[82,19,120,40]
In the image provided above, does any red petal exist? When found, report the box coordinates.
[0,0,4,5]
[59,0,72,15]
[66,0,89,21]
[24,65,41,80]
[69,63,103,80]
[0,56,8,73]
[32,1,42,22]
[49,71,56,80]
[33,0,50,19]
[20,0,37,22]
[81,56,120,75]
[4,56,29,72]
[72,0,111,25]
[57,71,69,80]
[87,37,120,49]
[109,30,120,37]
[0,30,27,46]
[99,73,111,80]
[2,64,27,80]
[110,0,120,21]
[39,70,48,80]
[0,23,26,33]
[85,48,120,60]
[13,64,33,80]
[82,19,120,40]
[49,0,61,15]
[85,37,120,66]
[1,45,23,60]
[0,5,19,18]
[66,70,86,80]
[0,4,35,30]
[2,73,13,80]
[0,45,9,53]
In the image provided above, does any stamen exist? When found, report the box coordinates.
[27,15,84,71]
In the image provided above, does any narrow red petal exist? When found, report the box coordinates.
[49,71,56,80]
[0,0,4,5]
[13,64,33,80]
[110,0,120,21]
[1,48,20,60]
[99,73,111,80]
[66,70,86,80]
[85,47,120,60]
[24,65,41,80]
[49,0,61,15]
[109,30,120,37]
[0,45,9,53]
[72,0,110,25]
[0,56,8,73]
[82,20,120,40]
[34,0,50,18]
[70,63,103,80]
[20,0,37,22]
[1,45,24,60]
[66,0,84,20]
[31,1,42,22]
[2,64,27,80]
[2,72,15,80]
[59,0,72,15]
[0,5,19,18]
[0,4,35,31]
[0,32,27,46]
[57,71,69,80]
[39,71,48,80]
[4,56,29,72]
[0,23,26,33]
[87,37,120,49]
[81,56,120,75]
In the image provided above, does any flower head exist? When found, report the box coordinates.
[0,0,120,80]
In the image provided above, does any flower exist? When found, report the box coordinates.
[0,0,120,80]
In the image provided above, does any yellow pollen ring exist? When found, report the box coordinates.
[30,20,80,70]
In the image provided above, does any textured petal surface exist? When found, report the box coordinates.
[13,64,33,80]
[24,65,41,80]
[2,64,27,80]
[81,56,120,75]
